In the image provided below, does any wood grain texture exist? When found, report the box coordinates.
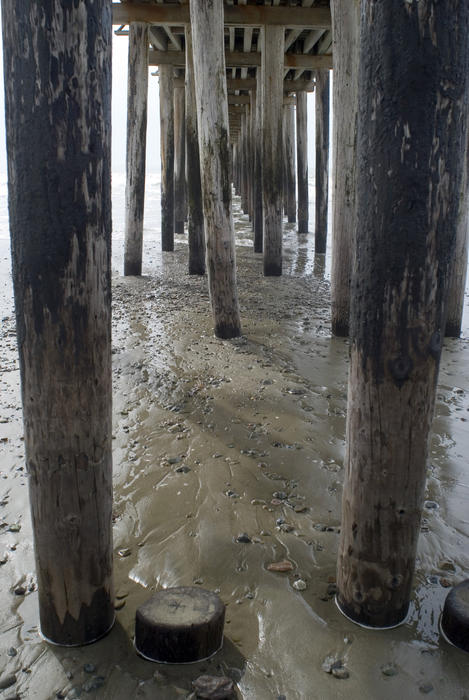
[1,0,114,644]
[159,64,175,251]
[283,104,296,224]
[124,22,149,276]
[262,25,285,276]
[337,0,469,628]
[185,26,205,275]
[190,0,241,338]
[314,69,330,253]
[174,83,186,234]
[330,0,360,335]
[296,91,309,234]
[254,69,264,253]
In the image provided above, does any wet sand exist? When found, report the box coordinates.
[0,193,469,699]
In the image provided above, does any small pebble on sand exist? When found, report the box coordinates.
[235,533,251,544]
[267,560,294,573]
[381,663,398,677]
[192,674,234,699]
[293,579,307,591]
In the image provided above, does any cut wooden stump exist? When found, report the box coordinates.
[135,587,225,663]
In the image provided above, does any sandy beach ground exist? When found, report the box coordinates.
[0,185,469,699]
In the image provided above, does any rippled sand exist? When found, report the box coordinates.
[0,193,468,699]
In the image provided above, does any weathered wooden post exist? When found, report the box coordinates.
[159,65,175,251]
[245,105,253,220]
[1,0,114,644]
[296,90,309,234]
[315,70,330,254]
[330,0,360,335]
[445,143,469,336]
[254,67,264,253]
[190,0,241,338]
[240,111,249,215]
[249,94,256,228]
[174,81,186,234]
[283,103,297,224]
[185,26,205,275]
[337,0,469,629]
[262,25,285,275]
[124,22,149,276]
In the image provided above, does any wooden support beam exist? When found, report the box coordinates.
[174,83,186,233]
[190,0,241,339]
[149,48,332,70]
[174,76,315,92]
[159,65,175,251]
[262,25,285,276]
[254,66,263,253]
[337,1,469,629]
[314,69,330,253]
[124,23,149,276]
[113,2,331,29]
[446,207,468,336]
[2,0,114,645]
[330,0,360,336]
[185,26,205,275]
[296,91,309,233]
[283,103,296,223]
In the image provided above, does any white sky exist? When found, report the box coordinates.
[0,30,315,175]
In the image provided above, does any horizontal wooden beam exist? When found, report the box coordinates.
[112,3,331,29]
[149,49,332,70]
[172,76,314,92]
[228,94,296,105]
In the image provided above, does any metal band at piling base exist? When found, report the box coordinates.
[335,596,409,631]
[39,615,116,648]
[134,637,224,665]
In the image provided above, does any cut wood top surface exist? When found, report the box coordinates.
[137,587,224,628]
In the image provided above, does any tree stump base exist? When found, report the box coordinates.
[135,587,225,663]
[441,580,469,652]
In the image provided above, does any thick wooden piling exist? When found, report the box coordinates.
[124,22,149,276]
[330,0,360,335]
[315,70,330,254]
[174,82,186,234]
[1,0,114,644]
[254,67,264,253]
[296,91,309,234]
[283,104,297,224]
[262,25,285,275]
[185,26,205,275]
[337,1,469,629]
[159,65,175,251]
[190,0,241,338]
[445,144,469,337]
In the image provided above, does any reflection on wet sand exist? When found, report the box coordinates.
[0,190,468,698]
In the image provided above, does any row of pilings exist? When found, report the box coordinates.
[1,0,469,646]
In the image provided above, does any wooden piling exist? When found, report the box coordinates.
[254,67,263,253]
[445,140,469,337]
[174,82,186,234]
[337,1,469,629]
[296,91,309,234]
[190,0,241,338]
[159,65,175,251]
[330,0,360,335]
[283,104,297,224]
[124,22,149,276]
[1,0,114,645]
[315,70,330,254]
[262,25,285,275]
[185,26,205,275]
